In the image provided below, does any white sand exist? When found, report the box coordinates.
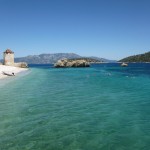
[0,65,28,79]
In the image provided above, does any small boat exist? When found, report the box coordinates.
[2,72,15,76]
[121,62,128,67]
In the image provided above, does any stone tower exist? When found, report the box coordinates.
[3,49,14,66]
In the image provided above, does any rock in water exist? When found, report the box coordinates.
[54,58,90,68]
[14,62,28,68]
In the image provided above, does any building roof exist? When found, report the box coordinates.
[4,49,14,54]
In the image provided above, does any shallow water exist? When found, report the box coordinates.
[0,63,150,150]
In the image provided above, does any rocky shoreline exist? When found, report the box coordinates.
[54,58,90,68]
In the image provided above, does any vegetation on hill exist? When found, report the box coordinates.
[68,58,104,63]
[119,52,150,62]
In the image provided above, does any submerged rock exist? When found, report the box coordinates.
[54,58,90,68]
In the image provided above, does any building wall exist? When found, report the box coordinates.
[3,53,14,66]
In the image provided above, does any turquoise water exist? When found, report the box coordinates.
[0,64,150,150]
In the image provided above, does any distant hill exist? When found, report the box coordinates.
[13,53,113,64]
[89,56,116,63]
[119,51,150,62]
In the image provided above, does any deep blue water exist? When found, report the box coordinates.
[0,63,150,150]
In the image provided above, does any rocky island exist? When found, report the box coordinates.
[54,58,90,68]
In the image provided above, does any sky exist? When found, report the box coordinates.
[0,0,150,60]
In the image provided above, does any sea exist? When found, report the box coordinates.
[0,63,150,150]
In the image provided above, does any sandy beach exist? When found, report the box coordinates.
[0,65,28,79]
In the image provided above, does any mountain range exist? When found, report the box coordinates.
[12,53,114,64]
[2,51,150,64]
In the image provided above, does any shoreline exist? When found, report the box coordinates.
[0,65,28,79]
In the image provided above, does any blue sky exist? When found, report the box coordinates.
[0,0,150,60]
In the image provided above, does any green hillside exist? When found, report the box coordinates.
[119,52,150,62]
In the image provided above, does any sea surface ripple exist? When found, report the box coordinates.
[0,63,150,150]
